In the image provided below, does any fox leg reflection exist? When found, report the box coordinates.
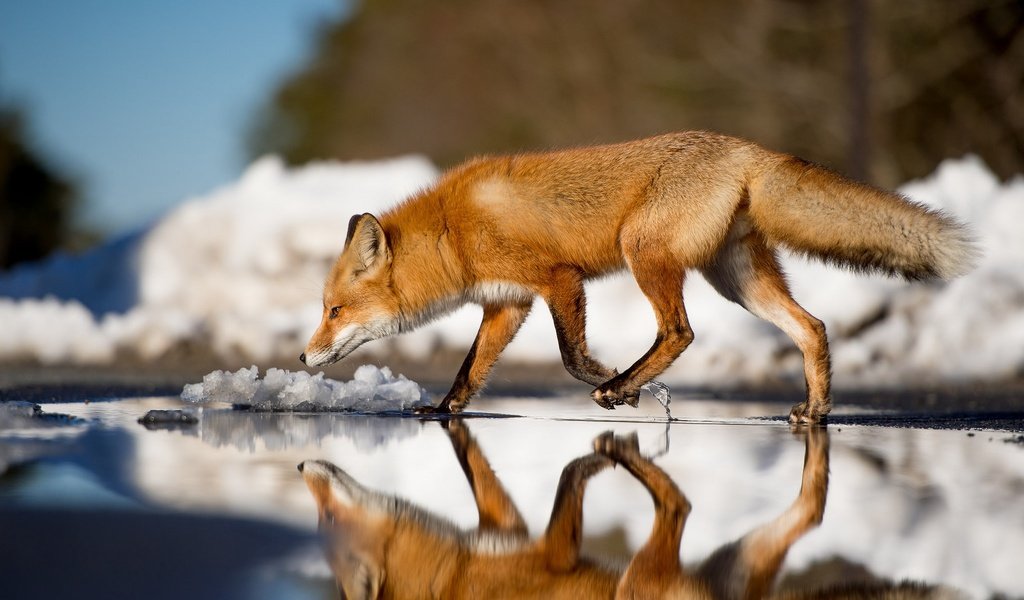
[697,426,830,599]
[538,452,614,572]
[444,418,528,535]
[594,431,696,598]
[734,426,830,597]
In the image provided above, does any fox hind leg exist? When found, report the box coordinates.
[696,426,830,598]
[701,229,832,423]
[593,431,692,598]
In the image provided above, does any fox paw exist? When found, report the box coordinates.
[788,401,830,425]
[414,404,448,415]
[441,416,470,438]
[593,430,641,461]
[415,400,466,416]
[591,384,640,409]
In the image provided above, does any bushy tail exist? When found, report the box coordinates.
[749,157,978,280]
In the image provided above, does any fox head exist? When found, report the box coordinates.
[298,460,389,599]
[301,213,400,367]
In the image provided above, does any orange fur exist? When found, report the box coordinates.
[300,423,957,599]
[302,132,976,422]
[298,421,619,599]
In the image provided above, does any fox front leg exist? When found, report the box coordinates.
[541,268,621,408]
[593,253,692,408]
[420,302,532,414]
[594,431,691,596]
[444,419,528,535]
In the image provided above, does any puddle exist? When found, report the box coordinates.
[1,392,1022,599]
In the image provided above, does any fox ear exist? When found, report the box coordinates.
[345,213,391,273]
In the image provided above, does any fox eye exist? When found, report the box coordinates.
[329,306,341,319]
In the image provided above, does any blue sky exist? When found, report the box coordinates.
[0,0,346,235]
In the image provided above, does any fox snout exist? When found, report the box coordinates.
[299,459,373,514]
[298,459,334,480]
[304,321,393,368]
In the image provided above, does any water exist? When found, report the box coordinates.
[1,392,1022,599]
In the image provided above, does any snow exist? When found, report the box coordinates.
[181,364,430,412]
[0,152,1022,387]
[0,155,439,365]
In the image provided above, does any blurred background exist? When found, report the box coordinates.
[1,0,1022,387]
[3,0,1022,263]
[3,7,1023,597]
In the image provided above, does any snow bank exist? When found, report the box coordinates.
[181,364,430,412]
[0,155,439,364]
[0,153,1021,387]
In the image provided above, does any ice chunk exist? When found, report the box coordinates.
[642,380,672,419]
[138,409,199,429]
[0,402,86,473]
[0,401,41,422]
[181,365,260,405]
[0,401,84,431]
[181,365,431,412]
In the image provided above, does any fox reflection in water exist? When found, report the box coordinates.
[298,423,944,599]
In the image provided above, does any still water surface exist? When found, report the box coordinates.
[1,394,1022,599]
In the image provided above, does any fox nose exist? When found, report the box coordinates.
[297,462,305,473]
[299,353,306,364]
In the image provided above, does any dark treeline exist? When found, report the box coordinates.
[249,0,1024,188]
[0,107,81,270]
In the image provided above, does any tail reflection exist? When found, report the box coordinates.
[299,423,939,599]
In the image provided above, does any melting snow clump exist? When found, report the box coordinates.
[182,364,431,412]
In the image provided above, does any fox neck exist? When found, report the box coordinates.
[381,194,470,332]
[380,523,465,595]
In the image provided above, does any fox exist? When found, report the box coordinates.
[299,422,953,598]
[300,131,977,423]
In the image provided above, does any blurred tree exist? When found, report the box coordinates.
[249,0,1024,187]
[874,0,1024,184]
[0,106,80,269]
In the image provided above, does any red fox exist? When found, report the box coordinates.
[300,132,976,422]
[300,422,950,598]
